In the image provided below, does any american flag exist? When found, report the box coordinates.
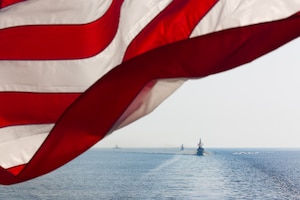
[0,0,299,184]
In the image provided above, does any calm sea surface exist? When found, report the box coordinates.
[1,148,300,200]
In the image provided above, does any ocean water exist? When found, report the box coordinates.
[1,148,300,200]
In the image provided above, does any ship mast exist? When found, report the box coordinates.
[198,138,203,148]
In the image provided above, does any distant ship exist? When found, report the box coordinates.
[180,144,184,151]
[196,138,205,156]
[113,145,121,149]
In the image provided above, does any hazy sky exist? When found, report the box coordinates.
[96,37,300,149]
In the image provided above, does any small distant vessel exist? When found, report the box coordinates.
[180,144,184,151]
[113,145,121,149]
[196,138,205,156]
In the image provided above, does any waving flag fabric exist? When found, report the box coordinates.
[0,0,300,185]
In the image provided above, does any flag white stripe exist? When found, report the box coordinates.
[0,124,53,169]
[0,0,112,28]
[191,0,300,37]
[114,78,186,130]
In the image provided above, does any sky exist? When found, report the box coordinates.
[96,37,300,149]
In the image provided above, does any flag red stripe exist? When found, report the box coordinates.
[123,0,218,60]
[0,0,25,9]
[1,12,298,185]
[6,164,25,176]
[0,92,79,128]
[0,0,123,60]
